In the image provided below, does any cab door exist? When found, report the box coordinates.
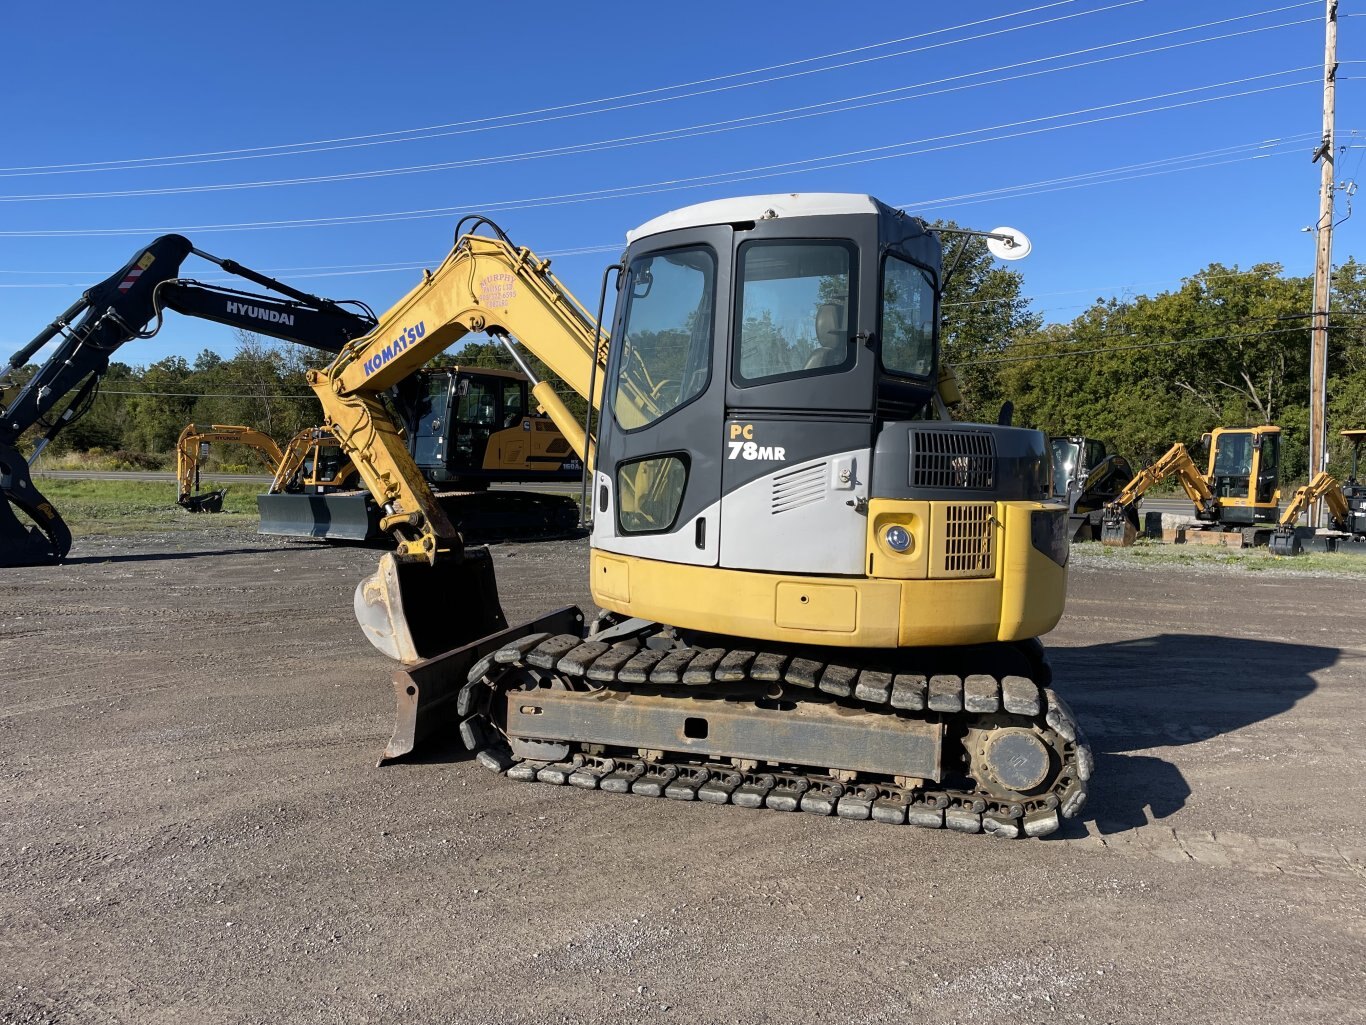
[592,226,731,567]
[409,374,452,469]
[718,229,878,575]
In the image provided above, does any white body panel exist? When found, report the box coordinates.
[627,194,880,243]
[591,471,721,566]
[718,449,870,575]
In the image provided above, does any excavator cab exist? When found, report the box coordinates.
[1204,426,1281,524]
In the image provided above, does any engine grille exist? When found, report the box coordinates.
[942,502,995,577]
[771,461,827,514]
[911,430,996,490]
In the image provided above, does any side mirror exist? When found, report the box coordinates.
[1200,432,1212,450]
[631,264,654,300]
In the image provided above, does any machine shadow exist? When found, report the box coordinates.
[1048,632,1339,834]
[63,545,310,565]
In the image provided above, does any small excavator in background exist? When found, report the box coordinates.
[1269,429,1366,555]
[1101,425,1282,546]
[0,234,376,566]
[175,423,285,513]
[1050,435,1135,541]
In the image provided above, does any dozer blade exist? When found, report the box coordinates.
[179,488,227,514]
[0,447,72,567]
[256,491,380,541]
[355,549,509,664]
[382,604,584,765]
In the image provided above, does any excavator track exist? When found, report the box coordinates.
[457,628,1090,839]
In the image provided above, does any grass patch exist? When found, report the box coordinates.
[26,478,259,535]
[1072,538,1366,576]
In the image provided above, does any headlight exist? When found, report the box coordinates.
[1031,508,1069,567]
[884,525,912,552]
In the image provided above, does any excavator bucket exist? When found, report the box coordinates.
[1100,505,1140,547]
[357,547,566,763]
[355,549,509,664]
[1268,527,1304,557]
[0,446,72,567]
[179,488,227,514]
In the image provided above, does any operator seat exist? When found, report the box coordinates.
[805,302,848,370]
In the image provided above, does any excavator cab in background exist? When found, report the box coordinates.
[310,195,1091,840]
[1050,436,1135,541]
[255,365,582,541]
[1101,425,1282,546]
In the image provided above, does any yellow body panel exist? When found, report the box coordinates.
[591,500,1066,648]
[480,417,574,474]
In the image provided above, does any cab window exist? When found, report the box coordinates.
[734,241,856,385]
[613,247,716,431]
[881,255,935,378]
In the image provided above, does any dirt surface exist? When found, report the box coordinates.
[3,527,1364,1025]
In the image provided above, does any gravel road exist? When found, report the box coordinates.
[2,529,1363,1024]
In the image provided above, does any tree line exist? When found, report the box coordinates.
[17,236,1366,484]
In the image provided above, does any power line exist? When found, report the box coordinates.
[0,1,1130,178]
[0,72,1317,238]
[97,389,318,400]
[3,137,1316,283]
[0,10,1318,204]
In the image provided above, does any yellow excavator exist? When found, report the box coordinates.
[1100,425,1282,546]
[1269,429,1366,555]
[309,197,1087,838]
[175,423,285,513]
[256,365,582,541]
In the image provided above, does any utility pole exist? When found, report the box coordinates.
[1308,0,1338,525]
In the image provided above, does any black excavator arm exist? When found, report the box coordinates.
[0,236,377,566]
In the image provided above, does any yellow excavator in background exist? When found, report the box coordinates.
[1101,425,1282,546]
[1269,429,1366,555]
[175,423,285,513]
[309,197,1088,839]
[257,364,582,541]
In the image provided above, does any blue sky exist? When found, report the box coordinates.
[1,0,1359,366]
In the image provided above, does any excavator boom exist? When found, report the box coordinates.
[308,232,609,571]
[0,236,375,566]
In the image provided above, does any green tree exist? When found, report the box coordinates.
[935,220,1042,423]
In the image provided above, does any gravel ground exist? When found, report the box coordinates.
[2,527,1364,1025]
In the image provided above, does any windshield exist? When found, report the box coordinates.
[1212,433,1253,478]
[1050,439,1080,496]
[613,247,716,430]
